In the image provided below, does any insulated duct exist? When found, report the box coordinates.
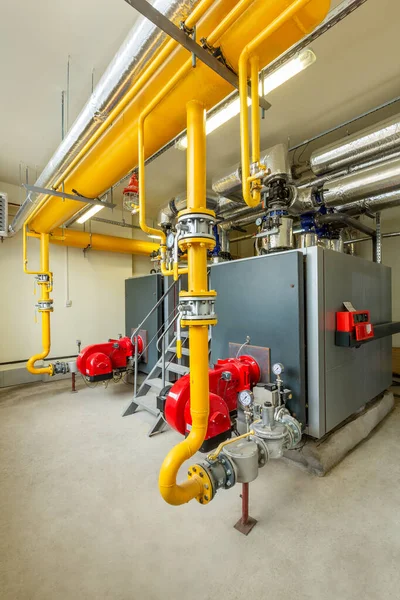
[212,143,291,201]
[322,156,400,208]
[220,208,265,230]
[10,0,198,234]
[158,191,220,225]
[310,113,400,176]
[336,190,400,215]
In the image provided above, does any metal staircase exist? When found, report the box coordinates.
[122,329,190,435]
[122,275,212,436]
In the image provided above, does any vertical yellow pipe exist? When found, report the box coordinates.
[159,100,214,505]
[26,233,54,376]
[239,0,312,207]
[250,56,260,166]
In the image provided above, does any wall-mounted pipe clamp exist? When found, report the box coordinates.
[36,299,54,312]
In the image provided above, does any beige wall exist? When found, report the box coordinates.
[0,181,153,367]
[357,208,400,347]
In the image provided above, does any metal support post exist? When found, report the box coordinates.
[234,482,257,535]
[71,372,77,393]
[375,212,382,263]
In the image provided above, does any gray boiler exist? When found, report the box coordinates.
[210,246,392,439]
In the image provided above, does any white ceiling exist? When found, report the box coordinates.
[1,0,400,219]
[0,0,136,185]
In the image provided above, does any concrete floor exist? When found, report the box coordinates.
[0,380,399,600]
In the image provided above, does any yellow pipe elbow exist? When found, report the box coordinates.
[159,424,207,505]
[26,312,53,376]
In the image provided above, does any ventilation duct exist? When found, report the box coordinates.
[322,155,400,208]
[336,190,400,215]
[10,0,198,235]
[212,143,291,201]
[158,191,221,226]
[310,113,400,176]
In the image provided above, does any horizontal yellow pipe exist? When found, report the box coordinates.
[49,228,159,255]
[28,0,329,233]
[23,0,216,228]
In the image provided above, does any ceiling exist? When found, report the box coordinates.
[0,0,136,186]
[1,0,400,220]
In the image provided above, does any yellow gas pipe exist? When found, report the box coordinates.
[26,231,54,376]
[139,0,328,506]
[24,0,217,228]
[48,228,159,255]
[239,0,313,207]
[159,100,217,505]
[137,0,257,280]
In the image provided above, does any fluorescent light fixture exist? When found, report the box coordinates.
[148,234,162,239]
[175,49,316,150]
[76,204,105,224]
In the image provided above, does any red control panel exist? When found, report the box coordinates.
[336,310,374,346]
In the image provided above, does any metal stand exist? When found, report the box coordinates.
[71,372,77,393]
[234,482,257,535]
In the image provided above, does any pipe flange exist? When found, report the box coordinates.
[179,294,217,321]
[250,435,269,467]
[205,454,236,490]
[187,464,214,505]
[277,413,302,449]
[218,454,236,489]
[36,300,54,312]
[177,212,216,244]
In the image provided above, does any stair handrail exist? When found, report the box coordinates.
[130,277,179,344]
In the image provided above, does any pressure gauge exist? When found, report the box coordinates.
[272,362,284,376]
[255,217,263,227]
[238,389,253,407]
[166,232,175,249]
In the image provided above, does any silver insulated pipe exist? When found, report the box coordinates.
[310,113,400,176]
[322,155,400,208]
[10,0,198,234]
[336,189,400,215]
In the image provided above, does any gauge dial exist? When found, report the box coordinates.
[166,232,175,249]
[238,389,253,407]
[272,362,284,375]
[255,217,263,227]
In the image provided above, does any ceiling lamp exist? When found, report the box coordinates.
[76,204,105,224]
[175,49,316,150]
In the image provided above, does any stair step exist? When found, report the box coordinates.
[168,346,190,356]
[166,363,189,375]
[157,361,189,375]
[145,377,165,392]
